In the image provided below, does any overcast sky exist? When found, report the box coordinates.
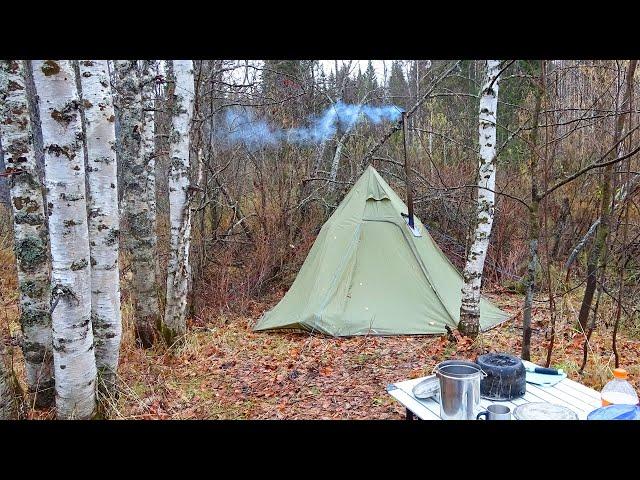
[218,60,419,87]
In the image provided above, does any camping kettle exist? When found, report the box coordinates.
[434,360,486,420]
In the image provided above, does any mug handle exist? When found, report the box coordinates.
[476,411,488,420]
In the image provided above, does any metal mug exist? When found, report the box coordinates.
[476,404,512,420]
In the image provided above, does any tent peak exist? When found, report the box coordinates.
[364,164,381,175]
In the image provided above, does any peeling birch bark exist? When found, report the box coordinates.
[0,60,54,408]
[459,60,501,337]
[162,60,195,344]
[32,60,96,419]
[78,60,122,396]
[114,60,159,347]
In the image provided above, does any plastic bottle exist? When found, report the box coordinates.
[600,368,639,406]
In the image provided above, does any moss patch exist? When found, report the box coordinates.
[20,279,47,298]
[14,212,44,226]
[15,236,46,271]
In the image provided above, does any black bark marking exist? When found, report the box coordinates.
[50,100,80,126]
[70,258,88,271]
[41,60,60,76]
[7,79,24,91]
[46,144,75,160]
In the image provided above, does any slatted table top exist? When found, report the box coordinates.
[387,374,602,420]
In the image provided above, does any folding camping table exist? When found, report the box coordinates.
[387,374,602,420]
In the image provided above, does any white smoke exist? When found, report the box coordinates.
[219,101,403,149]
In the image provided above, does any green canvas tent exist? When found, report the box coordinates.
[254,165,508,336]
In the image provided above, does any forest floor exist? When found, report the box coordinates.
[2,240,640,419]
[109,290,640,419]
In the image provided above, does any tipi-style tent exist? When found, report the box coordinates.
[254,165,508,336]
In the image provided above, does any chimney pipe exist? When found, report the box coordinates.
[401,111,414,229]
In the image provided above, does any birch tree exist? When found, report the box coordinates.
[162,60,195,344]
[140,60,158,251]
[459,60,501,338]
[328,119,358,194]
[0,60,54,408]
[32,60,96,419]
[114,60,159,347]
[78,60,121,396]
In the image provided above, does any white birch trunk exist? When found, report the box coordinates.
[140,61,159,314]
[140,60,157,245]
[32,60,96,419]
[0,60,55,408]
[114,60,159,347]
[328,129,351,193]
[459,59,501,337]
[78,60,121,396]
[162,60,195,343]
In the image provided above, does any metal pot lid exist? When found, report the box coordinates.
[513,402,579,420]
[412,377,439,400]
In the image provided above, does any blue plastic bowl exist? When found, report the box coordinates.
[587,404,640,420]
